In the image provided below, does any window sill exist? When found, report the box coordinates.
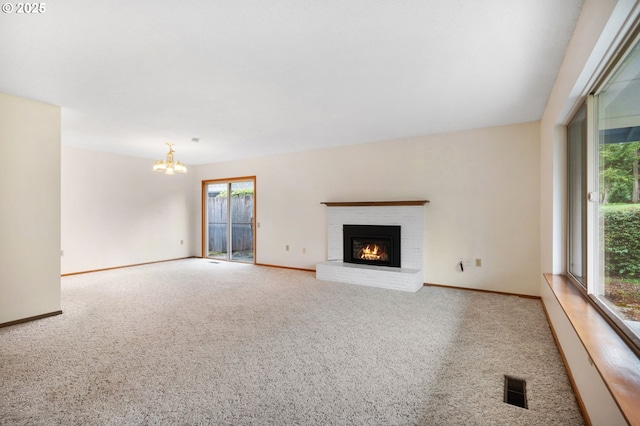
[544,274,640,426]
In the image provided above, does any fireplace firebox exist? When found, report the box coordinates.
[343,225,401,268]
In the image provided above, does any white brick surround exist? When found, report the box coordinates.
[316,203,426,292]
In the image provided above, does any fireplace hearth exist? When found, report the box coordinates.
[343,224,401,268]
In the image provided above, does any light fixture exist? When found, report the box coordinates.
[152,143,187,174]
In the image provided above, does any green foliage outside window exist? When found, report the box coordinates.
[600,139,640,282]
[216,188,254,198]
[604,204,640,279]
[600,141,640,204]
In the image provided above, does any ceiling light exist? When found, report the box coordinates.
[152,143,187,174]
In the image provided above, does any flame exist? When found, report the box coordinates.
[361,244,384,260]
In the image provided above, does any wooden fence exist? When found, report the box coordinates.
[207,194,254,253]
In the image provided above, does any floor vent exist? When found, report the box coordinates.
[504,375,528,409]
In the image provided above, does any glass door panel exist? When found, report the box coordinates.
[230,181,254,261]
[594,36,640,343]
[567,103,587,287]
[207,183,228,260]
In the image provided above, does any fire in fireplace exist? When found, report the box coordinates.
[343,224,401,267]
[358,243,387,261]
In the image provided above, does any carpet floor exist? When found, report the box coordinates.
[0,259,584,425]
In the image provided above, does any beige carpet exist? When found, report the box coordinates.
[0,259,584,425]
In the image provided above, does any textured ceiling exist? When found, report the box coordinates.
[0,0,584,165]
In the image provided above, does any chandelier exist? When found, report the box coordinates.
[152,143,187,174]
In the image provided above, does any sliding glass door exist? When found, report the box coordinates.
[203,177,255,263]
[566,32,640,351]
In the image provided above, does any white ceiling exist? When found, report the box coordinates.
[1,0,584,165]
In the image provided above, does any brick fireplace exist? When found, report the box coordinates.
[316,200,428,292]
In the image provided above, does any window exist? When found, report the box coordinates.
[567,103,587,289]
[568,31,640,353]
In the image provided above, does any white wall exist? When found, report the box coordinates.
[540,0,631,424]
[193,121,541,296]
[61,146,195,274]
[0,93,61,324]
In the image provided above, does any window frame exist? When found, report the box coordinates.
[566,26,640,358]
[201,176,257,264]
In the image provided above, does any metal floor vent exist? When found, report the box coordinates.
[504,375,528,409]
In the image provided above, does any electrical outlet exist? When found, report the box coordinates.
[180,240,184,245]
[475,258,482,267]
[286,245,289,251]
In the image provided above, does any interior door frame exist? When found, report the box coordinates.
[201,176,256,263]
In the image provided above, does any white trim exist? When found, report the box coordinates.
[559,0,640,126]
[585,95,598,292]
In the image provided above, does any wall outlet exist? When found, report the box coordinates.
[475,258,482,267]
[286,245,289,251]
[180,240,184,245]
